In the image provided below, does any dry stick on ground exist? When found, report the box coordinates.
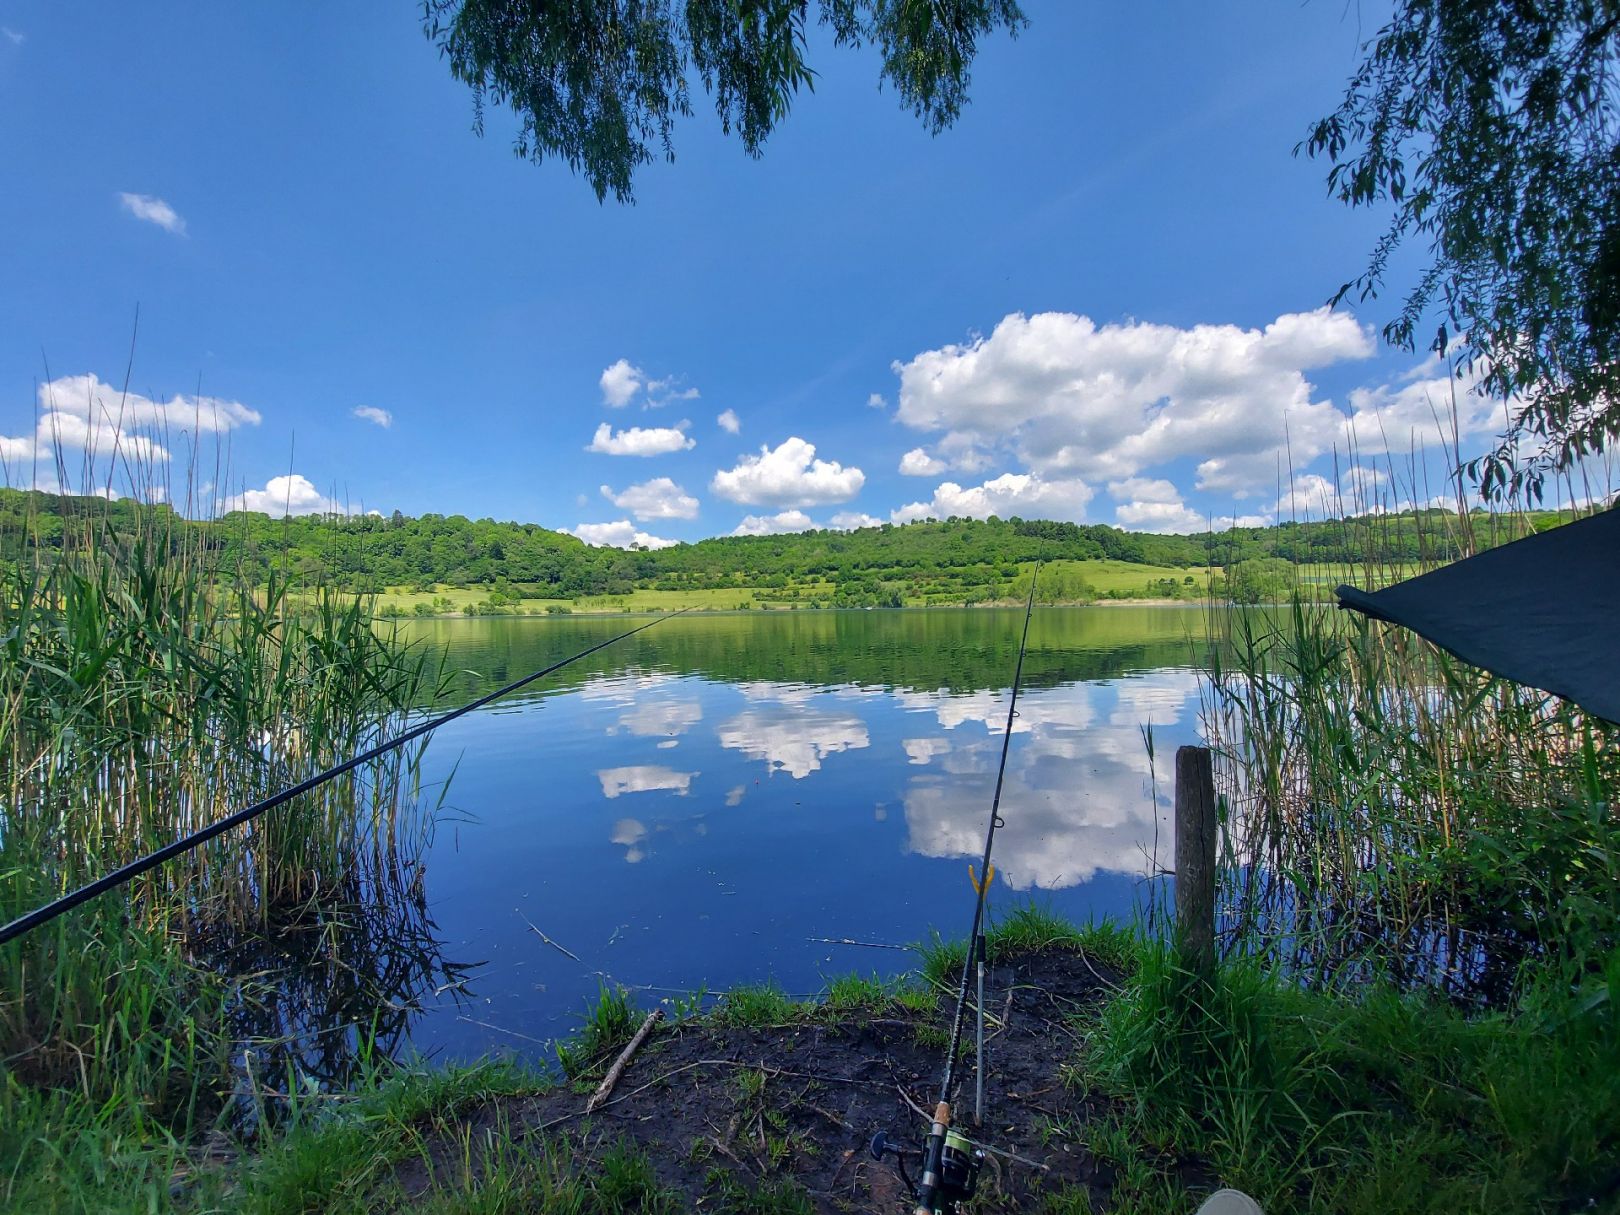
[585,1008,664,1113]
[518,910,582,963]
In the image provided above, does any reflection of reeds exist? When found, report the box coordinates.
[1201,459,1618,999]
[0,431,452,1134]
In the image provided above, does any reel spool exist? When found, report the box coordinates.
[871,1128,984,1214]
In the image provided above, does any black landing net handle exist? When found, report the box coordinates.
[877,571,1039,1213]
[0,608,693,949]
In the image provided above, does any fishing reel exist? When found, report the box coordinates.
[870,1129,984,1214]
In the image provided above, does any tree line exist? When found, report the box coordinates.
[0,488,1570,602]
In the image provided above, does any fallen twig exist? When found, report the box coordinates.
[585,1008,663,1113]
[456,1015,550,1046]
[806,936,911,950]
[518,910,582,962]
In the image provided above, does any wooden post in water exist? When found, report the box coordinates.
[1174,745,1217,979]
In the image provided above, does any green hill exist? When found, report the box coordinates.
[0,488,1575,612]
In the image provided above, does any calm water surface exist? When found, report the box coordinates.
[378,608,1213,1064]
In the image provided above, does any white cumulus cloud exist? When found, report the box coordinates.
[830,511,884,530]
[732,509,818,536]
[600,359,642,408]
[899,447,948,476]
[352,406,393,428]
[1114,499,1209,533]
[601,477,699,520]
[711,436,864,507]
[41,373,259,434]
[1107,477,1209,533]
[569,519,678,549]
[1343,352,1502,454]
[599,359,700,409]
[1274,468,1394,518]
[0,433,35,463]
[891,472,1094,524]
[225,474,343,518]
[892,307,1375,498]
[587,420,695,457]
[717,408,740,434]
[117,192,186,235]
[3,374,261,476]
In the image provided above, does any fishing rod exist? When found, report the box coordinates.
[0,608,692,948]
[873,571,1040,1214]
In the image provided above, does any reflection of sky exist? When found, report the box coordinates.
[597,765,698,799]
[899,673,1198,889]
[717,703,871,779]
[409,645,1205,1065]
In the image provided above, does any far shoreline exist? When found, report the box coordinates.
[381,597,1228,620]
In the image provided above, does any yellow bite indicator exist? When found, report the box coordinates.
[968,863,995,895]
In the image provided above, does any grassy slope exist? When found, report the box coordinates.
[366,558,1207,616]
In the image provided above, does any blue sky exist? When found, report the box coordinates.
[1,1,1507,547]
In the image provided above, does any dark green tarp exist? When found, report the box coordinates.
[1335,507,1620,725]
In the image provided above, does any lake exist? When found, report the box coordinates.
[334,607,1216,1066]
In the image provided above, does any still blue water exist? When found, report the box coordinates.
[388,608,1211,1063]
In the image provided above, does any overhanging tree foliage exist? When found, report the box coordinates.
[1304,0,1620,494]
[422,0,1025,203]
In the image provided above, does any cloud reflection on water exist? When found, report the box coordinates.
[899,675,1198,889]
[717,702,871,779]
[611,817,648,862]
[580,668,1200,889]
[596,765,698,798]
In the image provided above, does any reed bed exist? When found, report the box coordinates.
[0,470,446,1155]
[1200,464,1619,999]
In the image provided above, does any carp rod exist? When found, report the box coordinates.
[874,569,1040,1214]
[0,608,692,948]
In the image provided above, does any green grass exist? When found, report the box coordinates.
[917,904,1138,988]
[710,981,800,1027]
[1079,943,1620,1213]
[821,971,906,1013]
[556,982,639,1079]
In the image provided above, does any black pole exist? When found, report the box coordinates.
[914,572,1038,1213]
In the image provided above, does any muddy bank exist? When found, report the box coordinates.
[386,948,1191,1212]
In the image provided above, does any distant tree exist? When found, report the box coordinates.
[422,0,1025,202]
[1305,0,1620,492]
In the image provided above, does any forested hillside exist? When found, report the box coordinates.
[0,488,1567,608]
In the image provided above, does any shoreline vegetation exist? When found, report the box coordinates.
[2,478,1617,1212]
[12,907,1616,1212]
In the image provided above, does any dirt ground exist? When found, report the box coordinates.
[387,947,1201,1212]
